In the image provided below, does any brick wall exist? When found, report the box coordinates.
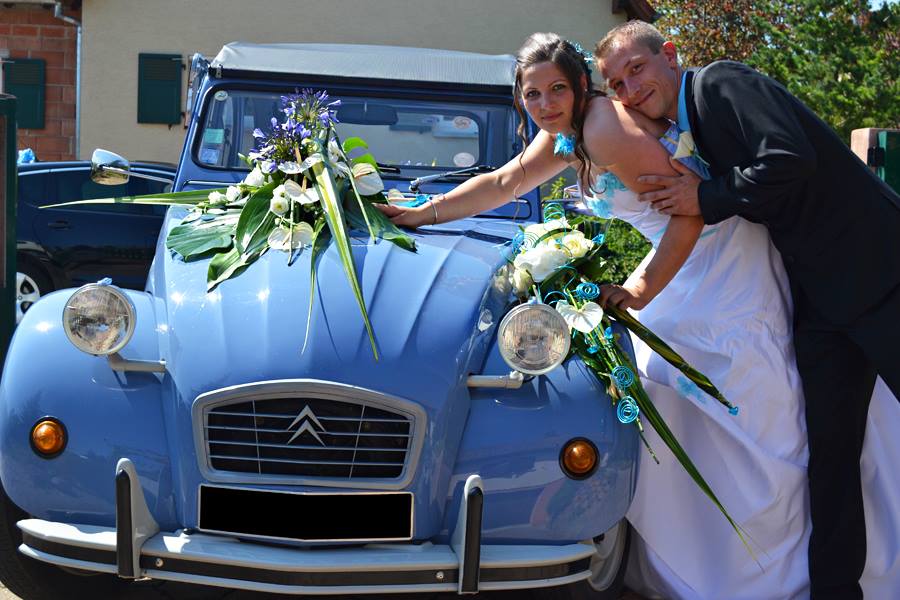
[0,3,80,161]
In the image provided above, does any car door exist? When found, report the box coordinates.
[30,166,170,290]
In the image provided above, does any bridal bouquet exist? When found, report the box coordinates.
[55,90,416,359]
[507,202,749,546]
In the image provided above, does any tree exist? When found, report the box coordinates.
[651,0,900,141]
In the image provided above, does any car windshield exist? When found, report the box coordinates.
[195,89,519,173]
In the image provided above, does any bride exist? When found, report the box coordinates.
[376,32,899,599]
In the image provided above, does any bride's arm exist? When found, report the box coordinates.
[584,99,705,310]
[376,130,568,228]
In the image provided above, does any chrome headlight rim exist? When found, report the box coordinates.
[497,302,571,376]
[62,282,136,356]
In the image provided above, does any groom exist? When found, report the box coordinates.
[594,20,900,600]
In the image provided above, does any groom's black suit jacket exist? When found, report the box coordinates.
[686,61,900,325]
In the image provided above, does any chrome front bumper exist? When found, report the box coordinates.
[17,459,594,595]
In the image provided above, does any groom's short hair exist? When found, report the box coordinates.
[594,21,666,61]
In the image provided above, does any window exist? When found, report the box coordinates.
[3,59,45,129]
[138,53,182,124]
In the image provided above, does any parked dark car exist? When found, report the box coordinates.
[15,160,176,322]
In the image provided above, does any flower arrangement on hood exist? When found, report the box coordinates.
[55,89,416,359]
[505,201,752,551]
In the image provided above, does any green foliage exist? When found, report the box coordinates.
[653,0,900,141]
[598,219,651,285]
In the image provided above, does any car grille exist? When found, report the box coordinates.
[205,396,412,479]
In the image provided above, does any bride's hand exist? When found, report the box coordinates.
[599,283,650,311]
[373,203,431,229]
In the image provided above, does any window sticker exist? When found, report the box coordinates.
[203,129,224,144]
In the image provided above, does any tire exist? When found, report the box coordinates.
[16,260,53,324]
[0,482,134,600]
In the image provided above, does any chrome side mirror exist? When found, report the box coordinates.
[91,148,131,185]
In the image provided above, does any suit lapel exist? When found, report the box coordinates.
[682,67,718,171]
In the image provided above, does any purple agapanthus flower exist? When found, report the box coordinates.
[249,88,342,168]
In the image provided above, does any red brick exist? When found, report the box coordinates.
[46,67,74,85]
[12,25,39,37]
[0,9,32,25]
[60,118,75,136]
[46,102,75,119]
[26,8,63,27]
[0,24,10,36]
[29,50,65,68]
[32,136,70,153]
[40,37,72,52]
[8,37,41,52]
[41,119,62,136]
[40,152,64,162]
[39,26,67,38]
[61,86,76,104]
[63,50,76,69]
[44,85,63,103]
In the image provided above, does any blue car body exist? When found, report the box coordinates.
[0,43,638,596]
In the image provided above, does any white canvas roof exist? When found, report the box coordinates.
[210,42,516,88]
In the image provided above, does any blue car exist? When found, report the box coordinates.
[16,160,175,323]
[0,43,639,599]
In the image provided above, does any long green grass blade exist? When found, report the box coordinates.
[606,304,734,410]
[44,188,222,208]
[301,218,329,355]
[310,160,379,360]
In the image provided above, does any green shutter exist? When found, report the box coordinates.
[877,131,900,195]
[138,53,182,124]
[3,59,45,130]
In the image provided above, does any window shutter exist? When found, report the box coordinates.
[138,53,182,124]
[3,59,45,130]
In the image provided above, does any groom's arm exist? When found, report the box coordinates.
[694,61,817,225]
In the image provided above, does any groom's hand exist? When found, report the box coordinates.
[636,158,702,216]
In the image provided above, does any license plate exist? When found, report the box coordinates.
[198,485,413,542]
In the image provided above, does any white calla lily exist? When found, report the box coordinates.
[278,161,303,174]
[556,300,604,333]
[282,179,319,205]
[673,131,696,159]
[352,163,384,195]
[267,222,315,251]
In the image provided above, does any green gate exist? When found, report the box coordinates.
[0,95,16,363]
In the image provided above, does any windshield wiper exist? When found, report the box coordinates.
[376,163,401,174]
[408,165,495,192]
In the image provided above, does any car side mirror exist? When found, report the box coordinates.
[90,149,131,186]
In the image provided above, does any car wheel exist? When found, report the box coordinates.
[532,520,631,600]
[0,482,134,599]
[16,262,53,324]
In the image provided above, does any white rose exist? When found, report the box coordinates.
[523,218,569,247]
[511,267,533,294]
[352,163,384,196]
[561,231,594,258]
[270,186,289,216]
[283,178,319,205]
[225,185,241,203]
[243,167,265,187]
[207,191,227,205]
[513,245,569,282]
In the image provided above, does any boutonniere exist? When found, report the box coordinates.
[673,130,697,159]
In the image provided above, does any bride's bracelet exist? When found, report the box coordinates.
[428,194,443,225]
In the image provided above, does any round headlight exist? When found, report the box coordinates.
[497,303,571,375]
[62,281,136,355]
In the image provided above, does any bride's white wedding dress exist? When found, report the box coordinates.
[582,125,900,599]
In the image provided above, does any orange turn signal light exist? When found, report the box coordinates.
[30,418,67,458]
[560,438,598,479]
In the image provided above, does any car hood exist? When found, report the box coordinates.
[149,211,517,411]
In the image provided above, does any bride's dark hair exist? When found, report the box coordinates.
[513,32,597,194]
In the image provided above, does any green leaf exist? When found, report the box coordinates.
[344,197,417,252]
[311,159,379,360]
[350,152,378,169]
[166,213,239,259]
[234,182,276,253]
[207,247,249,291]
[301,218,329,354]
[341,136,369,154]
[43,188,222,209]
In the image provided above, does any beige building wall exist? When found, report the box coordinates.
[80,0,625,163]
